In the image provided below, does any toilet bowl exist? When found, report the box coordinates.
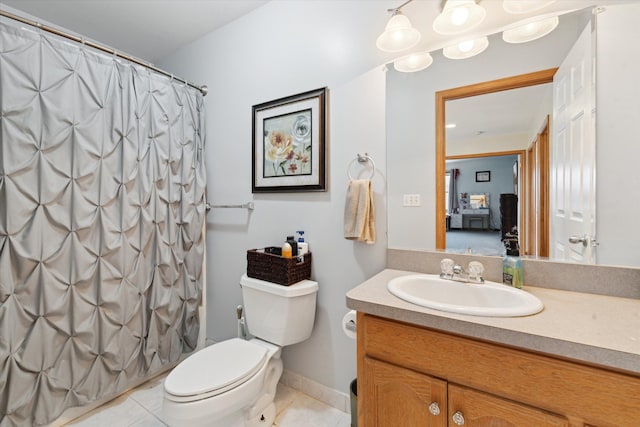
[163,338,282,427]
[162,275,318,427]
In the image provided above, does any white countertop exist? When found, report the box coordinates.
[346,269,640,375]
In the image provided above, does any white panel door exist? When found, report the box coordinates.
[550,22,596,263]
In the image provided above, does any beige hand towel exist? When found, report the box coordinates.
[344,179,376,244]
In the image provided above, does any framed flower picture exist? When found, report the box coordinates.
[252,88,327,193]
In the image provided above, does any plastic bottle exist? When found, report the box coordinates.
[296,230,309,255]
[502,231,523,289]
[286,235,298,256]
[282,241,292,258]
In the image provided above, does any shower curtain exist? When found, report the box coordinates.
[0,19,206,426]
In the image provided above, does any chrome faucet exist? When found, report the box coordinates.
[440,258,484,284]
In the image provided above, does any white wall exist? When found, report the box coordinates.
[596,3,640,266]
[387,12,588,250]
[158,1,388,394]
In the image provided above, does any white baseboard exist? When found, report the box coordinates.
[280,369,351,414]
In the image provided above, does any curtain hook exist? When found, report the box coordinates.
[34,21,43,37]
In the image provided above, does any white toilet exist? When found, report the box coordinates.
[162,274,318,427]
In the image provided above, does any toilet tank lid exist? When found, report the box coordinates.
[240,274,318,297]
[164,338,267,397]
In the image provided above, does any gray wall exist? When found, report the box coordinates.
[448,155,518,230]
[158,1,388,394]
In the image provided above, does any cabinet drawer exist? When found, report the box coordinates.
[359,313,640,426]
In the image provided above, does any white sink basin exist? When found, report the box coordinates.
[387,274,543,317]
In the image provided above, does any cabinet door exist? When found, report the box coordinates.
[363,357,446,427]
[448,384,569,427]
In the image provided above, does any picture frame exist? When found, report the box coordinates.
[476,170,491,182]
[252,87,327,193]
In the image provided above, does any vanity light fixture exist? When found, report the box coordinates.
[446,123,457,129]
[386,0,560,72]
[503,0,556,14]
[502,15,559,44]
[376,0,421,53]
[393,51,434,72]
[433,0,486,35]
[443,36,489,59]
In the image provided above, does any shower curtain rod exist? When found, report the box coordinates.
[0,9,208,96]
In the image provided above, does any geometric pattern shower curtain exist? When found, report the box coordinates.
[0,19,206,426]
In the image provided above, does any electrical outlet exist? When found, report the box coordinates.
[403,194,421,207]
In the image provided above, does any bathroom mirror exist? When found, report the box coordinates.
[386,5,640,267]
[437,69,557,258]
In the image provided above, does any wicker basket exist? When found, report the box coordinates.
[246,247,312,286]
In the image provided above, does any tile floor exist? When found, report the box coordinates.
[64,372,352,427]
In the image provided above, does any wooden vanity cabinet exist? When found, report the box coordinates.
[357,313,640,427]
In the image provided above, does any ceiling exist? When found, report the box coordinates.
[0,0,269,63]
[447,83,553,143]
[2,0,632,66]
[0,0,633,139]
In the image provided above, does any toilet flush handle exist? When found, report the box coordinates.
[236,305,247,339]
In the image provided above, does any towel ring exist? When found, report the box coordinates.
[347,153,376,180]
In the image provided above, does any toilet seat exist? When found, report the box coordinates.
[164,338,268,403]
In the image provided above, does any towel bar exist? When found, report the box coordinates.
[205,202,255,212]
[347,153,375,180]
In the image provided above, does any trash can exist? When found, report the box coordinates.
[350,378,357,427]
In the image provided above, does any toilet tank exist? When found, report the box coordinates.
[240,274,318,346]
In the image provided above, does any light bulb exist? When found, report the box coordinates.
[503,16,559,44]
[523,23,537,36]
[451,7,469,26]
[393,51,434,73]
[376,12,421,52]
[433,0,486,35]
[458,40,474,52]
[443,36,489,59]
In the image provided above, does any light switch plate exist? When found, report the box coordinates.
[403,194,421,207]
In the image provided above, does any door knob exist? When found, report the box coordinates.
[428,402,440,416]
[452,410,465,425]
[568,235,588,246]
[568,235,598,247]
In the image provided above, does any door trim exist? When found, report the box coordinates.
[435,68,558,250]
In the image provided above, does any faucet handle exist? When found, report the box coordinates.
[468,261,485,283]
[440,258,454,277]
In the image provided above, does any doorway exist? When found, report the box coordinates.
[446,152,522,256]
[435,69,557,253]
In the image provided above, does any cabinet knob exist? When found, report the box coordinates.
[452,411,465,425]
[428,402,440,416]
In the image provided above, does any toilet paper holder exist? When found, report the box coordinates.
[345,319,356,333]
[342,310,357,340]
